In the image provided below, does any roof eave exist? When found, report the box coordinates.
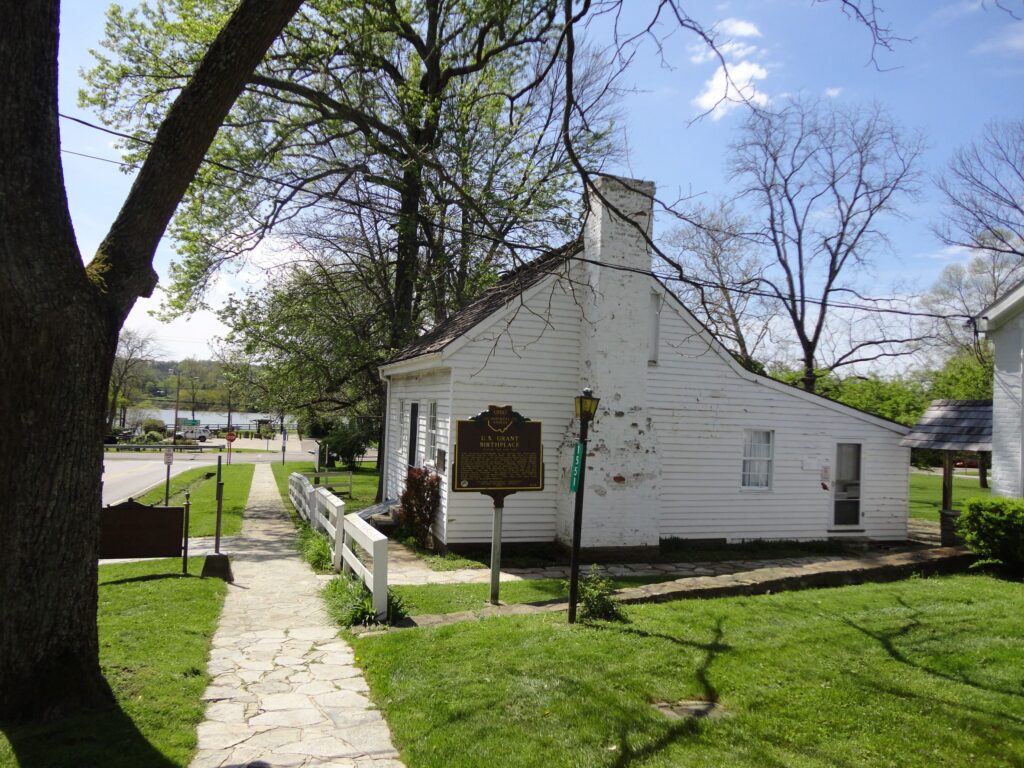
[979,278,1024,334]
[378,352,444,378]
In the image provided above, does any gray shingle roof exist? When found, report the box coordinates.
[900,399,992,451]
[385,240,582,365]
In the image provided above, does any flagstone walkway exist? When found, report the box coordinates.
[190,464,403,768]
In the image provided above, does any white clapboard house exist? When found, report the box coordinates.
[378,176,910,552]
[979,282,1024,497]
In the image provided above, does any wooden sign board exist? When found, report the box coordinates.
[453,405,543,493]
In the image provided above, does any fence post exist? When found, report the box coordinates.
[372,535,388,619]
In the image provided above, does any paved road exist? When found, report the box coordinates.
[101,440,325,505]
[102,453,220,506]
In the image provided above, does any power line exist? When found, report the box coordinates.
[61,113,968,324]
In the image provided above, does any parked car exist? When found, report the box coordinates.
[175,427,211,442]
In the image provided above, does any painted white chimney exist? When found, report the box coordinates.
[562,176,661,551]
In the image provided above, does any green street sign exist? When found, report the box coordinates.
[569,442,584,492]
[184,419,200,426]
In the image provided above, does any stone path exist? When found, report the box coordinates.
[190,463,403,768]
[385,546,973,632]
[387,545,860,586]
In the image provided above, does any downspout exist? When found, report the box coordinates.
[382,374,393,501]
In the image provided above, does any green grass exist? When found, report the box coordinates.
[136,464,254,537]
[909,472,991,522]
[352,574,1024,768]
[393,575,668,616]
[0,558,226,767]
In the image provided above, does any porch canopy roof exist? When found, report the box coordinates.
[900,399,992,452]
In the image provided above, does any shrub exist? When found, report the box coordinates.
[141,418,167,435]
[143,430,166,444]
[324,420,374,469]
[959,497,1024,572]
[297,524,333,572]
[398,468,441,547]
[565,565,624,622]
[322,573,407,627]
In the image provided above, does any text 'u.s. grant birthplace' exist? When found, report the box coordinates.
[378,176,911,556]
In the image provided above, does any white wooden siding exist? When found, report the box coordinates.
[443,279,583,544]
[991,319,1023,497]
[383,370,452,540]
[649,297,909,541]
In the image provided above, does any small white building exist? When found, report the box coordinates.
[379,176,910,552]
[979,282,1024,497]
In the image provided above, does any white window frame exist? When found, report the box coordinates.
[426,401,438,467]
[741,429,774,490]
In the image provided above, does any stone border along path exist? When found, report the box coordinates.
[190,463,404,768]
[374,546,973,633]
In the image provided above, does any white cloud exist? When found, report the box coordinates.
[718,17,761,38]
[975,21,1024,55]
[690,39,760,64]
[824,86,842,98]
[693,61,769,120]
[919,244,972,262]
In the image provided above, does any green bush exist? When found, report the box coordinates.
[324,420,374,469]
[143,430,166,444]
[959,497,1024,572]
[322,573,407,626]
[398,468,441,547]
[563,565,624,621]
[297,524,333,572]
[141,418,166,435]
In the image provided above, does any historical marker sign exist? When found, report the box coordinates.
[453,405,543,493]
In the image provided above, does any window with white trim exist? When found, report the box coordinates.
[426,401,438,465]
[741,430,774,488]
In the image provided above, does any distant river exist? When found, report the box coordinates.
[146,408,298,429]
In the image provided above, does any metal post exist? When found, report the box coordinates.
[490,495,504,605]
[215,455,224,554]
[164,464,171,506]
[568,415,591,624]
[172,369,181,445]
[182,491,191,575]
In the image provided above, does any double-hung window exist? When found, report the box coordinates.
[741,430,774,489]
[426,401,438,466]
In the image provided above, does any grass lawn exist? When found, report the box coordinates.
[909,472,991,522]
[270,460,379,515]
[136,464,254,537]
[0,558,226,767]
[352,574,1024,768]
[393,575,669,616]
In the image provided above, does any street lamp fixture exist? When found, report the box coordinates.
[568,387,600,624]
[575,388,600,421]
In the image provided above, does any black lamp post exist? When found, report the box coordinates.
[568,387,600,624]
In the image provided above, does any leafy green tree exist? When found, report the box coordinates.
[925,352,994,401]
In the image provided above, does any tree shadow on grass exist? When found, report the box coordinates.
[588,619,731,767]
[98,571,200,587]
[842,596,1024,700]
[1,698,177,768]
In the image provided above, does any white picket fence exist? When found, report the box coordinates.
[288,472,389,618]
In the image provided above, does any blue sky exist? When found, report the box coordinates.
[57,1,1024,359]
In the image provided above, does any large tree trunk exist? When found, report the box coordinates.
[979,451,989,489]
[0,299,119,720]
[1,0,303,721]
